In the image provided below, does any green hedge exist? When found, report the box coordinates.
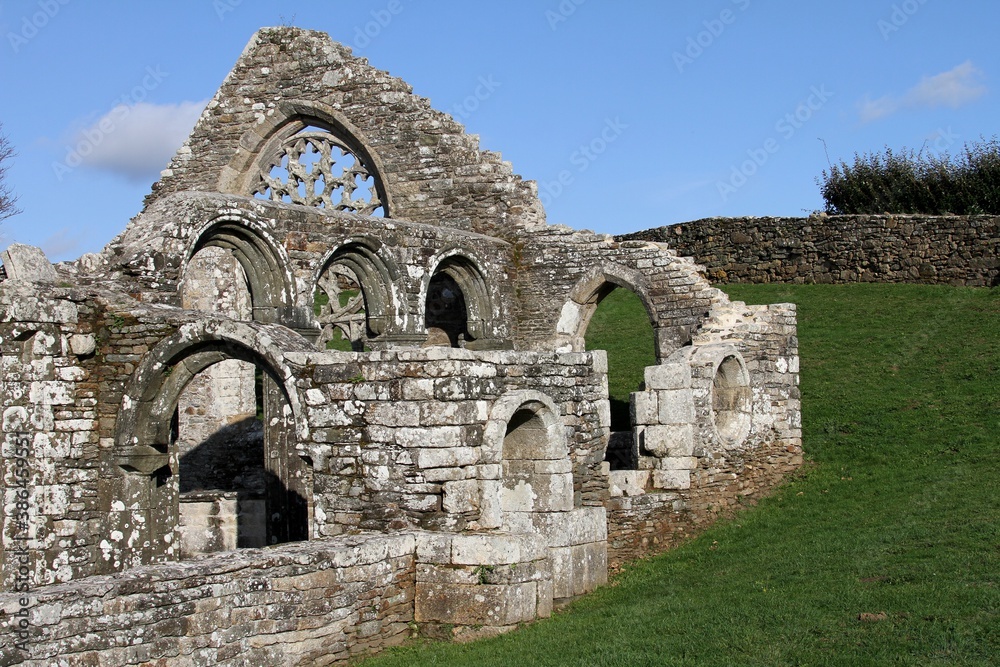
[818,136,1000,215]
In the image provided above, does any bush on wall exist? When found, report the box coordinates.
[819,136,1000,215]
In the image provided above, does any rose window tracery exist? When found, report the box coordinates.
[253,127,385,217]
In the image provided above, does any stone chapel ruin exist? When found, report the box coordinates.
[0,28,801,665]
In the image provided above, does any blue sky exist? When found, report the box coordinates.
[0,0,995,262]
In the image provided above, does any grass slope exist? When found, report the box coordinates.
[585,288,657,431]
[361,284,999,666]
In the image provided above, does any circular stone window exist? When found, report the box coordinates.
[712,355,752,446]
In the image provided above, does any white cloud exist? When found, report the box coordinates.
[858,61,986,123]
[67,100,207,181]
[40,227,83,260]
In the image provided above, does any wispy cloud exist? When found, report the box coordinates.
[66,100,206,181]
[40,227,83,260]
[859,61,986,123]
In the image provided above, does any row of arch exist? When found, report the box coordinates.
[182,215,504,350]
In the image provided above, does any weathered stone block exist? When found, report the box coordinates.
[657,388,695,424]
[413,447,478,469]
[652,469,691,490]
[415,532,452,564]
[644,362,691,390]
[442,479,480,514]
[641,424,694,458]
[69,334,96,357]
[530,507,608,548]
[450,533,546,566]
[0,244,57,282]
[415,580,537,626]
[658,456,698,471]
[608,470,649,498]
[630,390,658,425]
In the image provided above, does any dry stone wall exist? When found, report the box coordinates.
[0,534,417,666]
[623,215,999,286]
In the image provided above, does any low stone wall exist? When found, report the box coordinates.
[606,435,801,568]
[0,527,611,664]
[0,534,417,666]
[621,215,999,286]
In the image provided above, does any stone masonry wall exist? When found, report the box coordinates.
[622,215,999,286]
[147,28,544,240]
[0,534,416,666]
[290,346,611,538]
[606,435,800,568]
[0,282,187,590]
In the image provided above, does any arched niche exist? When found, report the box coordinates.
[110,321,311,569]
[482,391,573,531]
[423,250,497,349]
[312,238,404,350]
[687,344,753,450]
[182,217,298,328]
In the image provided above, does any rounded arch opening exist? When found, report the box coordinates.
[114,324,311,566]
[424,252,493,348]
[184,219,294,326]
[585,286,657,433]
[313,239,401,350]
[496,398,573,524]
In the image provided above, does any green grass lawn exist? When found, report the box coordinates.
[361,284,999,666]
[585,288,657,431]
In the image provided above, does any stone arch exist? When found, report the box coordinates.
[111,320,311,568]
[482,391,573,530]
[557,263,660,357]
[220,100,392,217]
[422,248,498,348]
[182,216,298,327]
[312,237,405,349]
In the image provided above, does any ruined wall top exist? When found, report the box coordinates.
[146,27,545,240]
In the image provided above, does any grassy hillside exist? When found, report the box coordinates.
[362,284,999,667]
[585,288,656,431]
